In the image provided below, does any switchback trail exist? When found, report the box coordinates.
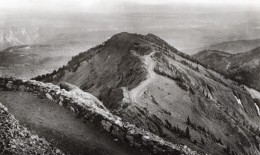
[129,52,156,103]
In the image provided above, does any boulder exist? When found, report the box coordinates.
[101,120,112,132]
[6,81,13,90]
[59,82,78,91]
[126,135,135,143]
[18,85,26,91]
[45,93,53,100]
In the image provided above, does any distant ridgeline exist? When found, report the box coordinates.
[0,76,201,155]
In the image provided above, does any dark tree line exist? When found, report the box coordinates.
[180,60,199,72]
[186,116,223,145]
[186,116,240,155]
[165,120,191,140]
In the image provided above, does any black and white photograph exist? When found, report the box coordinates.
[0,0,260,154]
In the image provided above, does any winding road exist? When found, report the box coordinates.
[129,52,156,103]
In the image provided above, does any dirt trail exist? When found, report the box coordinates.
[0,91,145,155]
[129,52,156,103]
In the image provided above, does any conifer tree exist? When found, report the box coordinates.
[186,116,191,125]
[201,138,205,145]
[185,127,191,139]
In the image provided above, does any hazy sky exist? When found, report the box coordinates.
[0,0,259,52]
[1,0,260,12]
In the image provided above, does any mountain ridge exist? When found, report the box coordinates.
[188,38,260,55]
[193,47,260,92]
[207,38,260,54]
[33,32,260,155]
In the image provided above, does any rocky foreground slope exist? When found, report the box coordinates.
[0,102,63,155]
[35,32,260,155]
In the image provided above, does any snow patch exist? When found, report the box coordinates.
[244,86,260,100]
[234,95,243,108]
[254,103,260,116]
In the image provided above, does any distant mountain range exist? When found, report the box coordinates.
[193,40,260,92]
[0,27,40,51]
[33,32,260,155]
[188,38,260,55]
[206,39,260,54]
[0,41,88,78]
